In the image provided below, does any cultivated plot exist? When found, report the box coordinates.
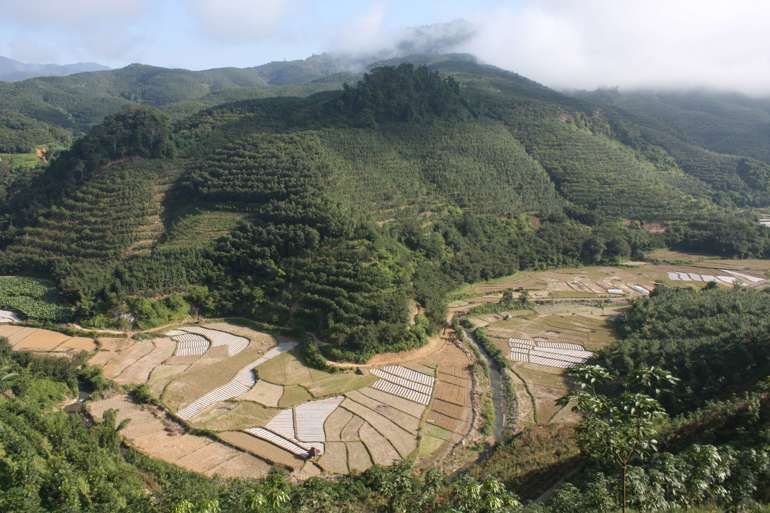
[6,320,476,478]
[508,337,594,369]
[0,325,96,356]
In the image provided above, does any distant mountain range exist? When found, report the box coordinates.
[0,56,109,81]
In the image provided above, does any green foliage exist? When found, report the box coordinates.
[562,364,678,511]
[0,275,72,321]
[0,110,70,152]
[338,64,470,126]
[127,293,190,330]
[0,343,152,512]
[40,107,175,191]
[128,383,154,404]
[600,286,770,413]
[474,328,509,370]
[583,89,770,207]
[507,112,702,220]
[665,213,770,257]
[0,61,346,150]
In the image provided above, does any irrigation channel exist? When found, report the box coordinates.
[461,326,507,442]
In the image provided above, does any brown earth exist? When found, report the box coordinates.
[88,394,271,479]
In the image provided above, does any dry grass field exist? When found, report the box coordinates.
[453,256,770,435]
[451,258,770,315]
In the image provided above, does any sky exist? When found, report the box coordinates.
[1,0,769,94]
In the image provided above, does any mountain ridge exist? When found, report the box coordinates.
[0,55,109,82]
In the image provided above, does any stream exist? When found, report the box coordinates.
[461,326,507,442]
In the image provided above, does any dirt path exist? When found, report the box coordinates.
[67,324,128,336]
[326,333,448,369]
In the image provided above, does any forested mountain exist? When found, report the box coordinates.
[1,49,770,513]
[0,55,108,81]
[579,88,770,206]
[0,58,354,152]
[2,57,770,348]
[581,88,770,163]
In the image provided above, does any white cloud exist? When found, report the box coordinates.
[0,0,148,26]
[190,0,295,43]
[462,0,770,94]
[326,1,390,55]
[0,0,150,63]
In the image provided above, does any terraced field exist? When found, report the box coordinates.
[453,255,770,430]
[452,259,770,312]
[2,320,478,478]
[0,324,96,355]
[3,160,182,266]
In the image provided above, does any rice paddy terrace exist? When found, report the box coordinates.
[453,254,770,429]
[0,320,478,479]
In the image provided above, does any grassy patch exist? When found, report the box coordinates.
[0,152,41,169]
[470,424,580,500]
[258,350,374,397]
[423,423,452,441]
[418,435,446,456]
[278,385,312,408]
[160,209,250,250]
[193,400,278,431]
[304,373,377,398]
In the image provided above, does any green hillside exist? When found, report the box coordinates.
[581,89,770,207]
[0,62,350,151]
[1,54,769,513]
[2,59,769,344]
[586,89,770,163]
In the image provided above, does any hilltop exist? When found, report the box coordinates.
[2,57,769,356]
[0,52,769,513]
[0,55,109,82]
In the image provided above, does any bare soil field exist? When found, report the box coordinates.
[88,395,271,479]
[0,325,96,355]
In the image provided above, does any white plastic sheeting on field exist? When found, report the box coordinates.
[0,310,21,323]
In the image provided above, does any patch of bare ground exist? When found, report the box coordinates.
[416,333,482,473]
[114,338,176,385]
[218,431,301,470]
[341,398,416,458]
[324,408,354,441]
[99,340,155,379]
[236,380,284,407]
[344,390,421,434]
[340,414,365,441]
[346,441,372,473]
[192,400,278,431]
[327,332,448,368]
[147,364,190,397]
[317,441,348,474]
[359,422,400,466]
[88,394,271,479]
[0,325,96,355]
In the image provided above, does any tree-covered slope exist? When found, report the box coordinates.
[0,63,349,151]
[580,89,770,207]
[3,62,769,353]
[587,89,770,163]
